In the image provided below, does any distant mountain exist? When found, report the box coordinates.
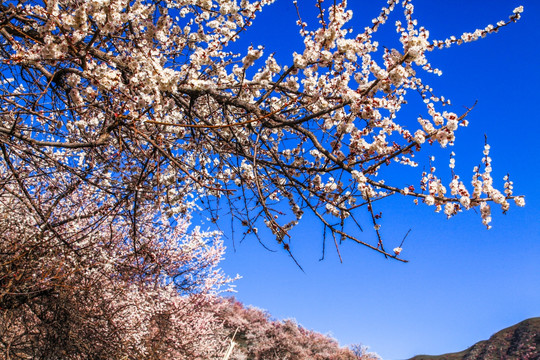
[409,317,540,360]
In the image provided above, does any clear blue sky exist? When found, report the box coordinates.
[218,1,540,359]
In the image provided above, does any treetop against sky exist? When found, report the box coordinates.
[0,0,526,263]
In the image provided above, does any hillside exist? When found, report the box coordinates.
[409,317,540,360]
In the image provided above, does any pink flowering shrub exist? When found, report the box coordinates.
[0,181,232,359]
[216,297,380,359]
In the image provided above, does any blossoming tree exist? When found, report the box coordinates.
[0,0,524,261]
[0,0,526,357]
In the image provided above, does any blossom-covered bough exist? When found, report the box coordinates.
[0,0,524,267]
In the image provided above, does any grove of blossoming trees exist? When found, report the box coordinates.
[216,297,380,359]
[0,0,525,358]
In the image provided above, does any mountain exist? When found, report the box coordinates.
[409,317,540,360]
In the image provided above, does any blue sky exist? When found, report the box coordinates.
[218,1,540,359]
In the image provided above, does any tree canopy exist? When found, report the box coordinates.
[0,0,524,260]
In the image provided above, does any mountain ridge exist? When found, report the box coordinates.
[409,317,540,360]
